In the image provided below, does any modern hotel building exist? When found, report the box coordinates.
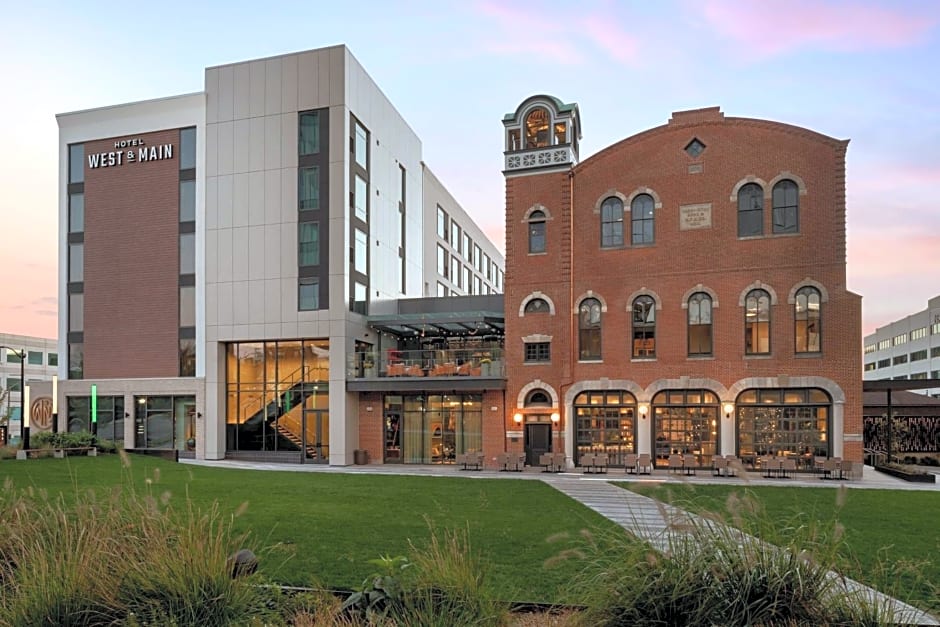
[56,46,503,465]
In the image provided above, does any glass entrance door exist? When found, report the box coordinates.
[302,409,329,463]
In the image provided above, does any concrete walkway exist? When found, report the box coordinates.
[182,458,938,624]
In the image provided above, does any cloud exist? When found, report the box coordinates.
[474,1,641,66]
[697,0,938,58]
[31,296,57,306]
[36,310,56,317]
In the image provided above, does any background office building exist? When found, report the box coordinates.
[56,45,503,464]
[501,96,863,469]
[863,295,940,398]
[1,333,59,442]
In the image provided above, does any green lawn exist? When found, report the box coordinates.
[619,481,940,613]
[0,456,617,603]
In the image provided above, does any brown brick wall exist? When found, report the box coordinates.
[505,110,863,462]
[357,393,384,463]
[83,128,182,379]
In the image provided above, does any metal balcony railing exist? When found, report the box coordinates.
[348,348,505,379]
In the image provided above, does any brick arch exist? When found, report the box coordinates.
[738,281,779,306]
[626,186,663,209]
[680,284,719,309]
[726,376,845,404]
[768,171,808,196]
[626,287,663,311]
[518,291,557,317]
[592,189,628,214]
[644,377,729,400]
[572,290,608,314]
[787,278,829,304]
[522,203,551,222]
[564,379,646,405]
[516,379,560,408]
[730,175,769,201]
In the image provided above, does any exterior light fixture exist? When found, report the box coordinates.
[550,412,560,423]
[513,412,523,424]
[638,404,649,419]
[723,403,734,419]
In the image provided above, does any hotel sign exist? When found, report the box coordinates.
[88,137,174,169]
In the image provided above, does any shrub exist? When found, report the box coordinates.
[0,453,273,625]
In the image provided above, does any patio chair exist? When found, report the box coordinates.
[781,457,797,478]
[821,458,838,479]
[637,453,652,475]
[552,452,567,472]
[838,459,855,480]
[724,455,741,477]
[580,453,595,473]
[624,453,638,474]
[712,456,728,477]
[538,452,554,472]
[496,452,510,471]
[513,452,526,471]
[594,453,609,474]
[668,454,684,474]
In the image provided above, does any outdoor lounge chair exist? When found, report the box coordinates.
[637,453,652,475]
[623,453,638,474]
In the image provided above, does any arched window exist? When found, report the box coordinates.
[738,183,764,237]
[525,390,552,406]
[794,286,821,353]
[631,194,655,245]
[528,210,546,253]
[772,179,799,234]
[601,197,624,247]
[574,390,637,467]
[736,388,831,461]
[632,296,655,358]
[745,289,771,354]
[524,108,550,149]
[524,298,550,314]
[687,292,712,356]
[578,298,602,360]
[651,389,719,468]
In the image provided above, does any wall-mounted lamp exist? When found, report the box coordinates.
[513,412,523,424]
[196,412,203,419]
[550,412,560,424]
[366,406,373,412]
[124,412,130,419]
[638,404,649,420]
[723,403,734,419]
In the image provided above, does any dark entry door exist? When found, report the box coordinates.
[525,423,551,467]
[302,409,329,464]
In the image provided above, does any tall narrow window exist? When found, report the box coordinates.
[299,112,320,155]
[437,206,448,239]
[299,278,319,310]
[354,175,368,221]
[795,286,821,353]
[69,243,84,283]
[578,298,602,360]
[601,197,624,247]
[299,166,320,210]
[299,222,320,267]
[687,292,712,356]
[528,210,546,253]
[69,144,84,183]
[772,179,799,234]
[354,121,368,169]
[738,183,764,237]
[354,229,368,274]
[69,193,84,233]
[632,296,655,358]
[745,289,771,354]
[179,233,195,275]
[631,194,654,245]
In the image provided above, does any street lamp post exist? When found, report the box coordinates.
[1,346,26,447]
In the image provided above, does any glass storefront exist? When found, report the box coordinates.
[66,396,124,443]
[134,395,195,450]
[652,389,719,468]
[226,340,329,461]
[574,390,636,466]
[736,388,830,468]
[385,394,481,464]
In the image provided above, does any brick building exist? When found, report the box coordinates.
[501,95,862,469]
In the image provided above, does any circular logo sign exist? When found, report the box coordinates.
[30,397,54,430]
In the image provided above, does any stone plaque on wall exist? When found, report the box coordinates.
[679,203,712,230]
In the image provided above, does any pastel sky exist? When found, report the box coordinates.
[1,0,938,341]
